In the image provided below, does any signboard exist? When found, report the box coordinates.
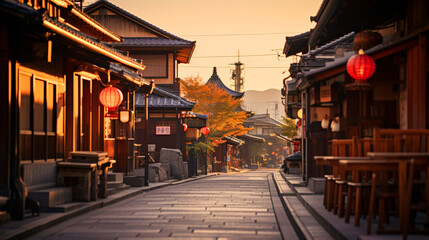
[148,144,156,152]
[156,126,171,135]
[320,85,331,102]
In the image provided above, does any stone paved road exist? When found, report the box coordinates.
[28,170,289,240]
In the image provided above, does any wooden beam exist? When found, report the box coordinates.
[407,34,426,129]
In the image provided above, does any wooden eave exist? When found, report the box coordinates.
[114,45,195,64]
[84,4,171,39]
[42,18,145,71]
[62,7,122,42]
[309,0,405,48]
[302,36,419,88]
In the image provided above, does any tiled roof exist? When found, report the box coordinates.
[224,136,244,146]
[112,37,194,48]
[245,114,285,127]
[85,0,191,42]
[237,134,266,143]
[1,0,36,15]
[283,31,311,57]
[304,32,354,58]
[1,0,145,72]
[109,63,149,86]
[135,87,195,110]
[43,17,144,69]
[206,67,244,98]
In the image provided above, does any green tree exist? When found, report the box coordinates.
[281,117,297,138]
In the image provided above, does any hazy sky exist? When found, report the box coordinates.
[105,0,322,91]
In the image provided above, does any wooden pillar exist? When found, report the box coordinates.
[0,24,11,196]
[407,34,426,129]
[65,58,75,157]
[91,81,101,151]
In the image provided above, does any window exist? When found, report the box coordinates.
[19,72,61,162]
[137,55,168,78]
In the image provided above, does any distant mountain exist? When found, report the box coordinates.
[242,89,284,120]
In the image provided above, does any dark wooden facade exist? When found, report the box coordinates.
[284,0,429,181]
[0,0,150,218]
[84,1,196,164]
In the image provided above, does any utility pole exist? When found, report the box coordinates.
[231,51,244,92]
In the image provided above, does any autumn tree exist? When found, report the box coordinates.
[181,76,251,152]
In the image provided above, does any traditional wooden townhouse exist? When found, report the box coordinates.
[84,0,197,165]
[0,0,152,220]
[283,0,429,237]
[244,113,290,168]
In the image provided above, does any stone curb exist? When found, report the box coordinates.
[278,172,347,240]
[268,173,301,240]
[272,172,308,240]
[1,173,218,240]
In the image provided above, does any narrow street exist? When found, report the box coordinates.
[27,170,296,240]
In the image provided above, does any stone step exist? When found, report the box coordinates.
[107,181,124,189]
[28,187,72,211]
[0,211,10,225]
[48,202,85,213]
[107,184,130,196]
[123,176,145,187]
[107,172,123,182]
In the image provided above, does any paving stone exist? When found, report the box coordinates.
[25,171,287,240]
[193,229,256,235]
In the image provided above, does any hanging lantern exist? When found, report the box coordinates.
[321,114,329,129]
[213,139,219,145]
[297,109,303,119]
[99,86,123,111]
[201,127,210,136]
[347,49,376,83]
[183,123,188,132]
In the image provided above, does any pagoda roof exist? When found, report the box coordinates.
[206,67,244,98]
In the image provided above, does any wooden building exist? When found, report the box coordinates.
[284,0,429,182]
[84,0,196,164]
[0,0,152,219]
[134,87,195,162]
[244,113,291,167]
[84,0,196,94]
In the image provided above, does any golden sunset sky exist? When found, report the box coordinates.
[104,0,322,91]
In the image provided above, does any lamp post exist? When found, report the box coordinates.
[201,127,210,175]
[144,92,149,186]
[141,80,154,186]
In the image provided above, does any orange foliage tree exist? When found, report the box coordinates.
[181,76,251,151]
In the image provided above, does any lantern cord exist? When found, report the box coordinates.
[98,71,109,88]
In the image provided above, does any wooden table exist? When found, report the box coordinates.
[58,159,116,201]
[315,156,370,176]
[339,159,398,227]
[366,152,429,231]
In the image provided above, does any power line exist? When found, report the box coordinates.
[180,66,286,69]
[193,54,278,58]
[182,32,300,37]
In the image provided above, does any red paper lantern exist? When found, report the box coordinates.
[213,139,219,145]
[183,123,188,132]
[99,86,123,110]
[201,127,210,136]
[347,49,376,83]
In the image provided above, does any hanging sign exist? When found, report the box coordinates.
[156,126,171,135]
